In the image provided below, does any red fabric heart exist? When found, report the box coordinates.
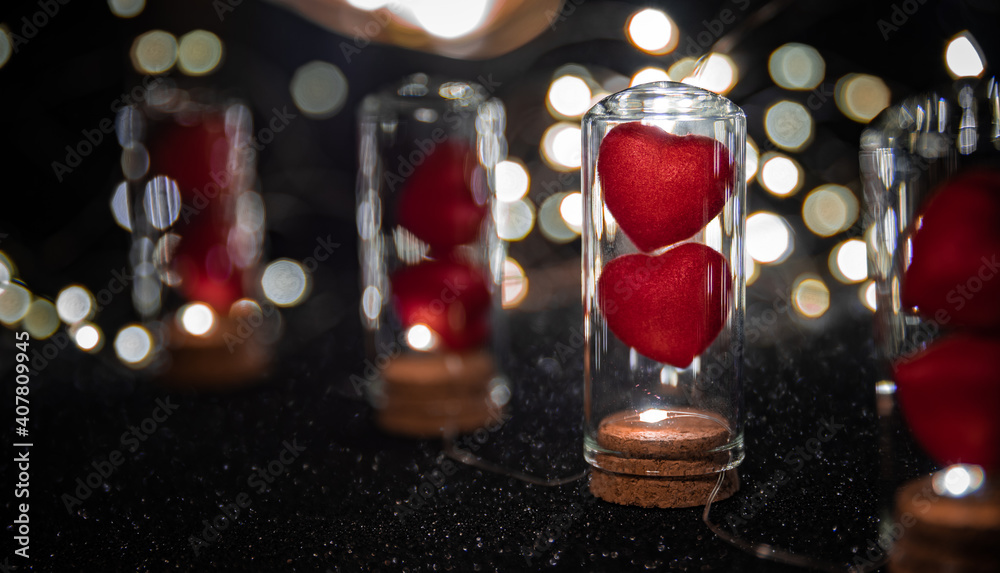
[598,243,731,367]
[598,122,733,253]
[893,334,1000,470]
[901,169,1000,328]
[391,259,491,351]
[396,141,487,253]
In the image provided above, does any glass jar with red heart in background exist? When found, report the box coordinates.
[112,83,277,387]
[861,78,1000,573]
[581,82,746,508]
[355,74,509,438]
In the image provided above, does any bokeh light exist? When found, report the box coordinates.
[630,67,670,87]
[747,212,793,264]
[746,256,760,286]
[541,123,581,171]
[768,43,825,90]
[0,282,31,325]
[861,280,877,311]
[933,464,986,497]
[179,302,216,336]
[836,74,890,123]
[406,324,438,351]
[547,75,592,118]
[501,257,529,309]
[793,276,830,318]
[72,322,103,352]
[0,27,12,69]
[131,30,178,74]
[538,192,578,244]
[626,8,678,55]
[945,32,985,78]
[346,0,392,9]
[829,239,868,283]
[111,181,132,231]
[23,299,59,339]
[802,184,859,237]
[683,53,737,95]
[559,192,583,233]
[745,138,759,185]
[765,100,814,151]
[409,0,491,39]
[143,176,182,230]
[495,198,535,241]
[56,285,94,324]
[759,152,803,196]
[668,58,697,82]
[0,251,15,283]
[178,30,223,76]
[262,259,311,307]
[495,159,530,202]
[109,0,145,18]
[290,61,348,119]
[114,324,154,367]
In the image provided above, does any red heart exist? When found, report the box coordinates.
[901,169,1000,328]
[396,141,487,253]
[391,259,491,351]
[893,334,1000,470]
[598,243,731,367]
[598,122,733,253]
[148,118,245,312]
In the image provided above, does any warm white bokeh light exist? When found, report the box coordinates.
[559,192,583,233]
[861,280,877,311]
[945,33,985,78]
[765,100,814,151]
[836,74,890,123]
[793,277,830,318]
[495,159,530,202]
[745,138,759,185]
[495,198,535,241]
[768,43,825,90]
[114,324,154,366]
[639,409,670,423]
[541,123,582,171]
[630,67,670,87]
[627,8,678,55]
[406,324,438,351]
[23,299,59,339]
[179,302,216,336]
[0,27,12,69]
[501,257,529,309]
[547,75,592,118]
[131,30,178,74]
[747,212,793,264]
[802,184,859,237]
[830,239,868,283]
[56,285,95,324]
[759,153,803,196]
[178,30,224,76]
[0,283,31,325]
[109,0,145,18]
[538,192,578,244]
[262,259,311,307]
[683,53,737,95]
[933,464,985,497]
[73,323,103,352]
[290,61,348,119]
[408,0,491,39]
[346,0,392,9]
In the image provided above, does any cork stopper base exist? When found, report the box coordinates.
[590,408,739,508]
[158,317,272,389]
[374,351,502,438]
[889,475,1000,573]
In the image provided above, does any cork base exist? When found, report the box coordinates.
[590,467,739,508]
[158,317,271,389]
[889,476,1000,573]
[374,351,502,438]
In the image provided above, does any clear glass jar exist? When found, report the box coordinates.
[861,78,1000,573]
[355,74,509,437]
[113,84,275,385]
[582,82,745,506]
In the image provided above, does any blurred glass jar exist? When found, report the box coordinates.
[861,77,1000,572]
[355,74,509,437]
[581,83,746,507]
[112,84,277,386]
